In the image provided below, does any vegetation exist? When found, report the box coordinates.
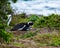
[32,32,60,46]
[28,14,39,22]
[0,30,13,43]
[20,31,37,39]
[0,13,60,47]
[12,42,24,47]
[8,31,60,47]
[0,0,17,42]
[10,13,29,26]
[10,14,60,30]
[34,14,60,29]
[8,13,60,47]
[0,0,60,47]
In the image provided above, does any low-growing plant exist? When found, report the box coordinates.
[32,33,60,46]
[0,30,13,43]
[10,13,29,26]
[28,14,39,22]
[20,31,37,39]
[33,14,60,30]
[12,42,24,47]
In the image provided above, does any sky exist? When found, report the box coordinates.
[11,0,60,15]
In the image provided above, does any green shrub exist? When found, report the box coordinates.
[50,34,60,46]
[28,14,39,22]
[0,30,13,43]
[33,14,60,29]
[33,17,46,28]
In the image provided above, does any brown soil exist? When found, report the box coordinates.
[11,28,60,36]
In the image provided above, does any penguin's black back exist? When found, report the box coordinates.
[11,23,29,31]
[21,24,29,31]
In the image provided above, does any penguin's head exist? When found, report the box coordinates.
[28,21,34,26]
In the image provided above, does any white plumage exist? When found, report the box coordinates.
[7,14,12,26]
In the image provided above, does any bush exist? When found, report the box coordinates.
[0,29,13,43]
[33,14,60,29]
[28,14,39,22]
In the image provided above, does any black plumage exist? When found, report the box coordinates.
[10,22,33,31]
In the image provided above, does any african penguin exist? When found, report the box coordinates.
[10,21,33,31]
